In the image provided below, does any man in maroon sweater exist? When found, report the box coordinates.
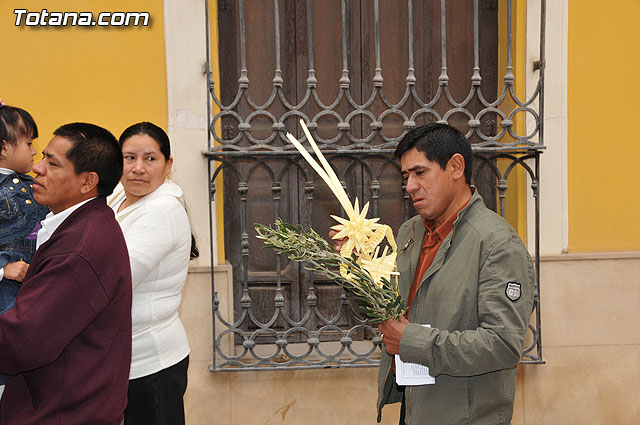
[0,123,132,425]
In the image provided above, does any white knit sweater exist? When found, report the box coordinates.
[108,179,191,379]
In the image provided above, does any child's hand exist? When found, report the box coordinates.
[4,260,29,282]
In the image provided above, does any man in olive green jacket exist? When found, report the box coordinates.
[377,124,535,425]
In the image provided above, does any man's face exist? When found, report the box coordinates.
[401,147,458,226]
[32,136,88,214]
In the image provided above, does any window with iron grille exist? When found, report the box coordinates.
[205,0,545,371]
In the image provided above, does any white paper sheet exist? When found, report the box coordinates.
[395,324,435,386]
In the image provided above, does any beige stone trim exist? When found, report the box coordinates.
[526,0,569,255]
[539,251,640,262]
[188,263,232,274]
[163,0,212,269]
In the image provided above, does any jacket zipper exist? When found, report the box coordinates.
[378,363,393,420]
[406,385,413,425]
[404,299,414,425]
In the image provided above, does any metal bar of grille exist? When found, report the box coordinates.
[440,0,447,80]
[239,0,248,91]
[273,0,282,87]
[203,0,216,372]
[373,0,382,88]
[306,0,315,87]
[407,0,414,83]
[473,0,481,86]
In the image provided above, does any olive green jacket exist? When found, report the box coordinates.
[377,190,535,425]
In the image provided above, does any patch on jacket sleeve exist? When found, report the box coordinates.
[505,282,521,301]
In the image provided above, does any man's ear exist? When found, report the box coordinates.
[80,171,100,194]
[449,153,466,180]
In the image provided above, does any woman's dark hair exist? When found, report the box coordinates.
[189,235,199,260]
[119,121,171,160]
[119,121,199,259]
[0,103,38,149]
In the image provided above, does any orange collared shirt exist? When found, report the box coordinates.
[405,199,470,313]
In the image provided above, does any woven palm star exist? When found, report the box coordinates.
[359,246,399,288]
[330,198,381,256]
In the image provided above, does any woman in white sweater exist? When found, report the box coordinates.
[108,122,198,425]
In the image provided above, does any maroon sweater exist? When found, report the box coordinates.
[0,197,132,425]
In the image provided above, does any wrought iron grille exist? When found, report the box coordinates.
[205,0,545,371]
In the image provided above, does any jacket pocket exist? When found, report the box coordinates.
[408,375,470,424]
[0,187,19,220]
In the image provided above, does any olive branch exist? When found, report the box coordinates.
[255,219,406,324]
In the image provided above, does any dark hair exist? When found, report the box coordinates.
[394,123,473,185]
[0,103,38,149]
[53,122,123,197]
[119,121,171,160]
[118,121,199,260]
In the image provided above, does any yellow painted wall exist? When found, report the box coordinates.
[497,0,528,242]
[568,0,640,252]
[208,1,226,264]
[0,0,167,156]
